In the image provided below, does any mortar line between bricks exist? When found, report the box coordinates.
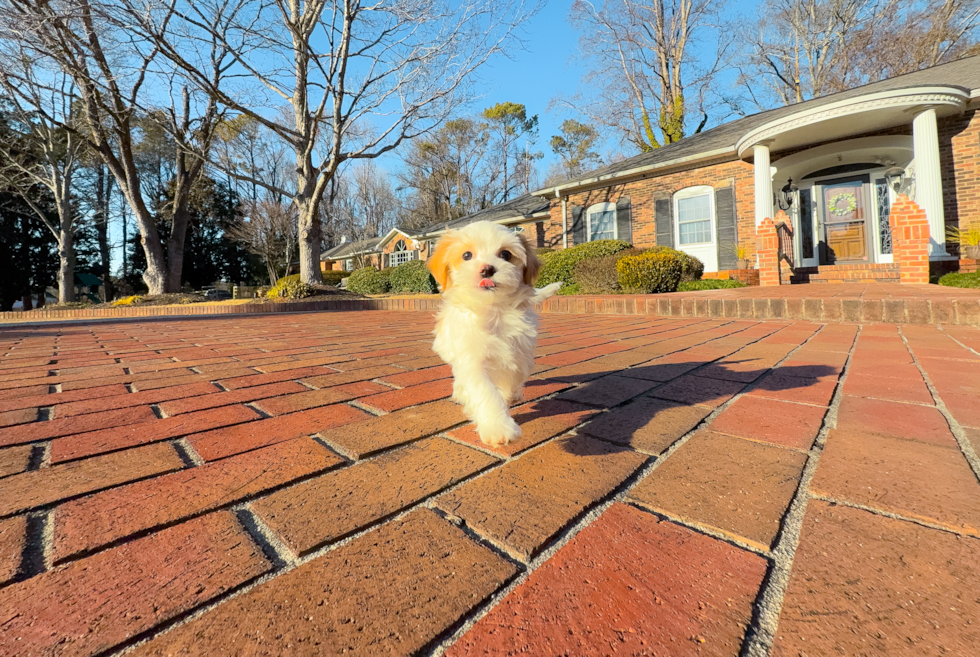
[51,453,355,566]
[809,494,980,539]
[171,438,204,467]
[27,442,50,470]
[107,501,446,657]
[937,325,980,358]
[898,326,980,483]
[425,320,824,656]
[740,323,862,657]
[625,500,772,557]
[18,509,53,582]
[421,452,663,657]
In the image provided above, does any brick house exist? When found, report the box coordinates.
[323,194,552,272]
[510,56,980,284]
[319,229,432,272]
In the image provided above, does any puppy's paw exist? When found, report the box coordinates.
[477,416,522,446]
[533,282,562,302]
[508,390,525,406]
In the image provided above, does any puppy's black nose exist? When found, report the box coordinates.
[480,264,496,278]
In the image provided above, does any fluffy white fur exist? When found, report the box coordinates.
[428,221,561,446]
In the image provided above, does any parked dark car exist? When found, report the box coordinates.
[204,289,233,300]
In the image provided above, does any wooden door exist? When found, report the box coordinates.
[820,178,869,263]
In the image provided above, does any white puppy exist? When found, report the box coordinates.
[428,221,561,446]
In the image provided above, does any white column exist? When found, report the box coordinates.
[912,107,947,258]
[753,142,773,227]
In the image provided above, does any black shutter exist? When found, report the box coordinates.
[714,186,738,270]
[655,199,673,248]
[571,205,586,246]
[616,196,632,244]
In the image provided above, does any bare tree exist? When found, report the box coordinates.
[737,0,980,110]
[545,118,603,185]
[228,200,298,285]
[129,0,537,285]
[0,68,85,303]
[398,117,495,228]
[564,0,732,153]
[0,0,233,294]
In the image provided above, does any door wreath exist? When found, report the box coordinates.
[829,192,857,216]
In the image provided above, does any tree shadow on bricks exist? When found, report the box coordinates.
[527,361,839,457]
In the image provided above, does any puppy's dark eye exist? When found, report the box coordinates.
[499,250,512,262]
[462,251,473,261]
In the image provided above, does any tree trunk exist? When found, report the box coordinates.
[165,205,191,292]
[35,292,45,308]
[298,214,321,285]
[140,228,169,295]
[57,228,76,304]
[95,165,114,301]
[21,294,33,311]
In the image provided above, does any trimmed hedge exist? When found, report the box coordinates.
[266,274,315,299]
[321,270,348,286]
[617,250,683,293]
[388,260,438,294]
[937,271,980,289]
[645,246,704,282]
[537,239,632,287]
[572,247,646,294]
[677,279,746,291]
[346,267,391,294]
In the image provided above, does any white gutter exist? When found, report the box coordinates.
[736,85,971,156]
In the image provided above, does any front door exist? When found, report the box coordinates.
[819,176,871,264]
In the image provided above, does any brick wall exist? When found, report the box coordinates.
[939,109,980,256]
[890,195,930,284]
[535,112,979,277]
[544,160,756,255]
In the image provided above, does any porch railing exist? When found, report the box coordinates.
[776,220,795,276]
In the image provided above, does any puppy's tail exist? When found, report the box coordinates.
[533,282,562,303]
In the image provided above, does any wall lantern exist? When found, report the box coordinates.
[776,178,798,211]
[884,166,909,193]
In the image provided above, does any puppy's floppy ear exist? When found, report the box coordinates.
[518,232,541,286]
[427,231,458,292]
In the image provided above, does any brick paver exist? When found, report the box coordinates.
[2,309,979,656]
[449,503,767,656]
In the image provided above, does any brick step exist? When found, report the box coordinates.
[783,265,900,284]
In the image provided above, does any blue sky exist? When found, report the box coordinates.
[383,0,755,176]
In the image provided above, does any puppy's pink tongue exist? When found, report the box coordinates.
[479,278,496,289]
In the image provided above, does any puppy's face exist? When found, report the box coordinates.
[428,221,540,297]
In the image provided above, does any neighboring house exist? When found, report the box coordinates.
[413,193,552,246]
[318,237,383,272]
[320,193,552,271]
[524,56,980,282]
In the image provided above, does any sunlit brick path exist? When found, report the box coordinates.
[1,311,979,656]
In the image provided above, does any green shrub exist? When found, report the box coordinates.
[938,271,980,289]
[645,246,703,282]
[321,270,348,286]
[346,267,391,294]
[537,239,632,287]
[677,279,746,291]
[617,250,683,294]
[266,274,315,299]
[572,247,645,294]
[556,282,581,295]
[388,260,438,294]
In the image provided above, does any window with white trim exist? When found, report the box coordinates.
[673,187,714,245]
[586,202,617,241]
[388,239,416,266]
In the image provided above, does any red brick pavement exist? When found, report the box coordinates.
[1,311,979,656]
